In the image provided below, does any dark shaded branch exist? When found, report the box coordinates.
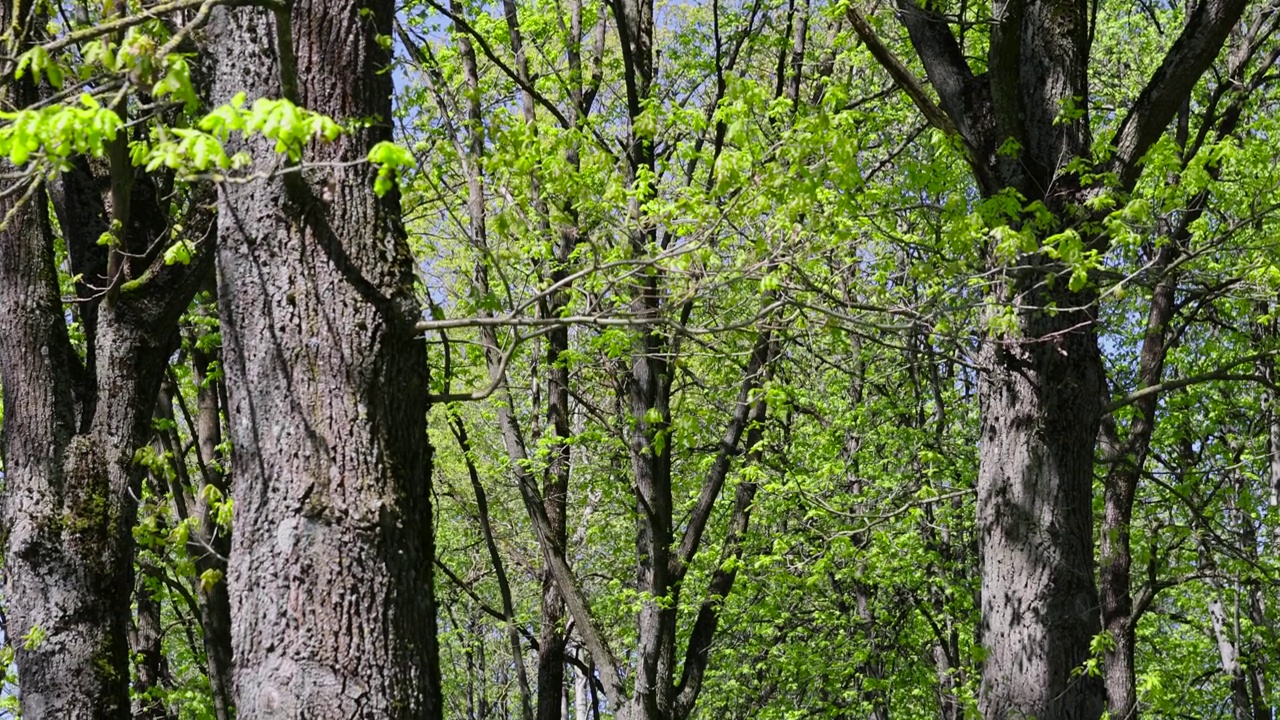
[672,366,772,720]
[1109,0,1251,187]
[449,412,534,720]
[845,5,956,136]
[846,4,994,191]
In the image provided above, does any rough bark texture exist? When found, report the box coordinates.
[207,1,441,716]
[0,164,133,720]
[902,4,1106,717]
[0,6,210,714]
[975,294,1105,720]
[0,184,208,720]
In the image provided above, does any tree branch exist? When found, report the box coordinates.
[32,0,281,59]
[845,5,956,136]
[1103,352,1278,415]
[672,370,771,720]
[671,325,772,579]
[846,3,994,191]
[1109,0,1251,187]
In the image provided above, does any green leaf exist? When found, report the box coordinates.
[163,240,193,266]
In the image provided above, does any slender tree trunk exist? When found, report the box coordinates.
[1098,243,1176,720]
[1268,364,1280,548]
[154,208,234,720]
[573,661,590,720]
[189,335,235,720]
[209,1,440,716]
[1198,539,1257,720]
[451,413,535,720]
[130,568,172,720]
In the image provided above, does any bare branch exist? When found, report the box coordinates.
[844,5,956,137]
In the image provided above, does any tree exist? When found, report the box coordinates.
[206,0,442,715]
[3,0,1280,717]
[0,1,212,716]
[847,1,1253,716]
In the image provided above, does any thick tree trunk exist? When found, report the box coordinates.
[1,212,207,720]
[846,1,1248,716]
[0,169,132,720]
[0,12,120,720]
[208,1,440,716]
[976,295,1105,720]
[1,193,205,720]
[1,11,208,717]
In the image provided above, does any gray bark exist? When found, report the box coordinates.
[976,299,1105,720]
[573,661,590,720]
[0,7,211,716]
[0,177,209,720]
[0,172,130,720]
[208,0,441,716]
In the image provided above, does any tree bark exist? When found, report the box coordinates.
[975,298,1105,720]
[0,8,211,717]
[208,0,441,716]
[0,175,130,720]
[1098,242,1175,720]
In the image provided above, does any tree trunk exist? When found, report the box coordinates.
[573,661,590,720]
[0,177,132,720]
[0,11,118,720]
[976,293,1105,720]
[208,0,441,716]
[846,1,1250,716]
[130,569,172,720]
[190,335,235,720]
[1,9,210,717]
[1,193,208,720]
[0,188,207,719]
[1098,246,1176,720]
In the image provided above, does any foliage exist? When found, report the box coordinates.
[1,0,1279,717]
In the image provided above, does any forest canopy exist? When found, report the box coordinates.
[0,0,1278,718]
